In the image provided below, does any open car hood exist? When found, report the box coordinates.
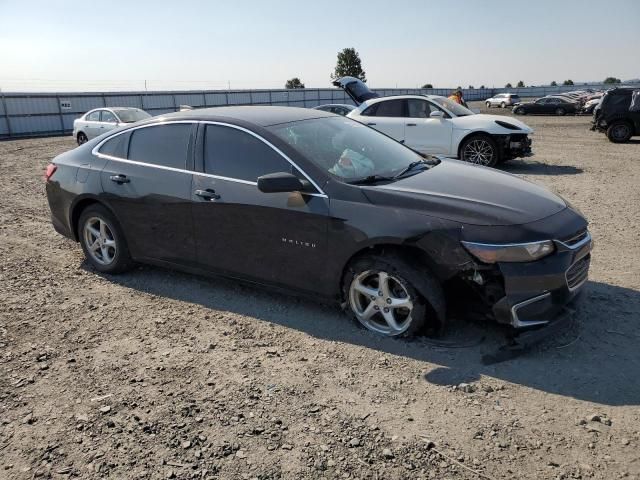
[332,77,379,105]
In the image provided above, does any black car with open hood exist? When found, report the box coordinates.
[45,106,591,338]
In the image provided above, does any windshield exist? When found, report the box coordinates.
[430,96,474,116]
[269,117,431,182]
[114,109,151,123]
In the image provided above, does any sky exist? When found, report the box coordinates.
[1,0,639,92]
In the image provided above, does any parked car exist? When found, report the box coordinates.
[333,76,532,167]
[45,106,591,338]
[73,108,151,145]
[313,104,355,116]
[582,97,602,114]
[513,97,579,116]
[485,93,521,108]
[591,87,640,143]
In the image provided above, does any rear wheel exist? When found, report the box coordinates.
[606,121,633,143]
[78,204,133,274]
[460,134,499,167]
[500,101,506,108]
[555,107,566,116]
[77,132,88,145]
[343,255,444,337]
[485,102,491,108]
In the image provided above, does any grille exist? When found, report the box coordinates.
[561,228,588,247]
[566,254,590,290]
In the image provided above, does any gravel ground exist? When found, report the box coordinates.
[1,106,639,480]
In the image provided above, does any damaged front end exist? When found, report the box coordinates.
[495,133,533,161]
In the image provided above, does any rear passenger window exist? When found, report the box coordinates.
[204,125,294,182]
[87,111,101,121]
[128,124,191,169]
[373,100,404,117]
[99,133,129,158]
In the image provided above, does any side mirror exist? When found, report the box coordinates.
[257,172,306,193]
[429,111,444,118]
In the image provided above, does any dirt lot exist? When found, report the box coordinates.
[1,106,640,480]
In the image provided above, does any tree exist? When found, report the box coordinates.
[468,85,474,89]
[421,83,433,89]
[517,80,525,87]
[603,77,621,84]
[550,81,557,86]
[480,85,485,89]
[285,77,305,89]
[331,48,366,82]
[563,79,574,85]
[505,83,513,88]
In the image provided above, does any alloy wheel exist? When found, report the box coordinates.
[83,216,117,265]
[462,139,495,165]
[349,270,414,336]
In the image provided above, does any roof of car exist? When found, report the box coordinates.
[152,106,335,127]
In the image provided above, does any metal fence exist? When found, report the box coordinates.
[2,82,638,139]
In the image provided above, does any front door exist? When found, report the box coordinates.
[360,99,406,143]
[99,122,197,264]
[404,99,453,154]
[191,123,329,293]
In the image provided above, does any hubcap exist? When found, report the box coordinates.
[462,139,494,165]
[349,270,414,336]
[612,124,629,140]
[83,217,117,265]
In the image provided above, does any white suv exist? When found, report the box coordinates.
[485,93,521,108]
[333,77,533,167]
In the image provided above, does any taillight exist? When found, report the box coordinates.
[44,163,57,182]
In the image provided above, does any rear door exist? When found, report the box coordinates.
[99,122,197,264]
[360,99,406,143]
[84,110,102,139]
[191,123,329,292]
[404,98,453,154]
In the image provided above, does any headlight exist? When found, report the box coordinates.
[461,240,555,263]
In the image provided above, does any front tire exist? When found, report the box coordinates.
[606,121,633,143]
[77,132,88,145]
[485,102,491,108]
[500,101,506,108]
[514,107,525,115]
[343,255,444,337]
[78,204,133,274]
[459,134,499,167]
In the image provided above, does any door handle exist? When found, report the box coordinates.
[406,123,417,126]
[195,188,220,200]
[366,122,377,126]
[109,174,130,184]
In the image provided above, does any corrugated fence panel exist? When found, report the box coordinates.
[10,115,61,134]
[62,113,78,131]
[0,117,8,136]
[6,96,59,115]
[228,92,252,105]
[250,91,271,104]
[174,93,206,107]
[142,95,174,110]
[205,92,229,106]
[64,96,105,113]
[105,95,142,108]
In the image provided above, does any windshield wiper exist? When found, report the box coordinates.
[348,174,395,185]
[392,160,429,179]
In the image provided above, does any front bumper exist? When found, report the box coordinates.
[492,230,592,328]
[501,135,533,159]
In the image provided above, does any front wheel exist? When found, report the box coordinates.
[78,204,133,274]
[607,121,633,143]
[77,132,88,145]
[485,102,491,108]
[555,108,566,116]
[343,255,444,337]
[460,134,499,167]
[500,102,506,108]
[514,107,525,115]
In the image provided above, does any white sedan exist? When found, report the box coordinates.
[73,107,151,145]
[334,77,533,167]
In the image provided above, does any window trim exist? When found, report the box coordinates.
[100,110,118,124]
[91,120,327,198]
[86,109,102,122]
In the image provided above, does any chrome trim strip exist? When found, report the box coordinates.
[557,231,592,251]
[511,292,551,328]
[565,256,590,292]
[91,119,328,198]
[461,239,553,249]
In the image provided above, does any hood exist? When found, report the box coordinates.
[361,159,566,226]
[451,114,533,134]
[332,76,379,105]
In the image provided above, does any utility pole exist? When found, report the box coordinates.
[228,80,231,90]
[144,79,148,91]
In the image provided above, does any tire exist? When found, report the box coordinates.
[78,204,133,274]
[485,102,491,108]
[606,121,633,143]
[343,254,445,337]
[500,102,506,108]
[77,132,88,145]
[514,107,525,115]
[555,108,566,116]
[459,134,499,167]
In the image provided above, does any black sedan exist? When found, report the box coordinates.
[513,97,580,116]
[45,107,592,337]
